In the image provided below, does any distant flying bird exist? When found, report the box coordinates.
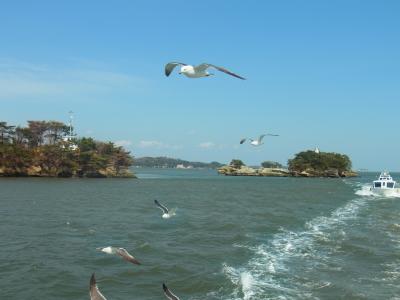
[154,200,171,219]
[163,283,180,300]
[90,273,107,300]
[98,246,141,265]
[165,62,245,80]
[240,133,279,146]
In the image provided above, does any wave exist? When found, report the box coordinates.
[355,184,400,198]
[221,197,368,299]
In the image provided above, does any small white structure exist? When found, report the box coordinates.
[314,147,320,154]
[176,164,194,169]
[62,111,78,150]
[371,171,399,195]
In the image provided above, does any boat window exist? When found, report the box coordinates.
[387,182,394,188]
[375,182,381,188]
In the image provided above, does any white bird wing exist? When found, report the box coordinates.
[90,274,107,300]
[154,200,169,214]
[195,63,246,80]
[163,283,180,300]
[258,134,267,143]
[165,62,187,76]
[116,248,141,265]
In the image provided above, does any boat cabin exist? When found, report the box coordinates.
[373,171,396,189]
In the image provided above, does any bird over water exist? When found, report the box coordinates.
[98,246,141,265]
[154,199,173,219]
[90,273,107,300]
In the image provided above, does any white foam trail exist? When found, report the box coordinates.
[222,197,368,299]
[240,272,255,300]
[355,184,375,197]
[355,184,400,198]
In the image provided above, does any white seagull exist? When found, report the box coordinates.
[240,133,279,147]
[154,200,171,219]
[90,273,107,300]
[163,283,180,300]
[98,246,141,265]
[165,62,245,80]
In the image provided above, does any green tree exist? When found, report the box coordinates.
[230,159,245,168]
[261,161,283,168]
[0,122,16,144]
[288,151,352,173]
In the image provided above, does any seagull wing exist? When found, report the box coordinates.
[116,248,141,265]
[196,63,245,80]
[266,133,279,136]
[258,134,267,143]
[240,138,247,144]
[154,200,169,214]
[90,273,107,300]
[163,283,180,300]
[165,62,187,76]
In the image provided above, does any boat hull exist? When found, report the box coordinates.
[371,188,400,196]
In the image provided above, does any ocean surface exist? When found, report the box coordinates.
[1,169,400,299]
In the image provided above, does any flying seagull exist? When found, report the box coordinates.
[98,246,141,265]
[90,273,107,300]
[154,200,171,219]
[163,283,180,300]
[165,62,245,80]
[240,133,279,146]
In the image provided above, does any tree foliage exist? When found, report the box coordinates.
[230,159,245,169]
[134,156,223,169]
[0,120,134,178]
[261,161,283,168]
[288,150,352,173]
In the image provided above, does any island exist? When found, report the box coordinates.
[218,151,358,178]
[0,121,135,178]
[134,156,223,169]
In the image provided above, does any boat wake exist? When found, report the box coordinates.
[220,197,368,300]
[355,184,400,198]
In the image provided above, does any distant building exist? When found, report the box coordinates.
[314,147,320,154]
[176,164,194,169]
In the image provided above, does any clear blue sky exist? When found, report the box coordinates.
[1,1,399,170]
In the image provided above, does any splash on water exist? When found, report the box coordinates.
[355,184,400,198]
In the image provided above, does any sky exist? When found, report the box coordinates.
[1,1,399,170]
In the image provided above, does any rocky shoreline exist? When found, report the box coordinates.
[0,165,136,178]
[218,165,358,178]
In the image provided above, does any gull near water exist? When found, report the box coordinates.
[240,133,279,146]
[165,62,245,80]
[154,199,171,219]
[90,273,107,300]
[162,283,180,300]
[99,246,141,265]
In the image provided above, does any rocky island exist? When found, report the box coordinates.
[218,151,358,178]
[0,121,135,178]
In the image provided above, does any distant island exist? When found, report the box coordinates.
[218,151,358,178]
[0,121,135,178]
[134,156,223,169]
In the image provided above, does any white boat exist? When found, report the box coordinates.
[370,171,400,196]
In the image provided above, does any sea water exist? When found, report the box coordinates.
[1,170,400,299]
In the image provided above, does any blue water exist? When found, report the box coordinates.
[1,169,400,299]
